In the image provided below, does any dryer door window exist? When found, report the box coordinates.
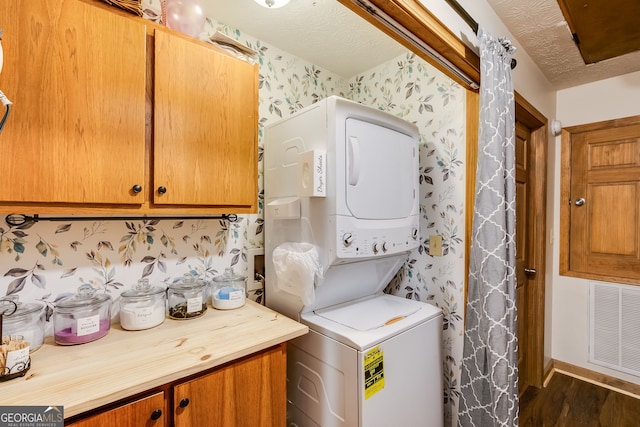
[345,118,416,219]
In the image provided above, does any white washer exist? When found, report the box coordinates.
[264,96,444,427]
[286,294,443,427]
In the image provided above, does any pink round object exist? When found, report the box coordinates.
[165,0,206,38]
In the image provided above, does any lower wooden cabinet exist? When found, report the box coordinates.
[174,344,286,427]
[66,391,166,426]
[66,345,286,427]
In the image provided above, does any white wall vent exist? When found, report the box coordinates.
[590,281,640,377]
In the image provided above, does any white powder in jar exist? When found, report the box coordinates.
[120,300,165,330]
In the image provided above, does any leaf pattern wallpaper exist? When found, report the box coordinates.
[0,2,466,425]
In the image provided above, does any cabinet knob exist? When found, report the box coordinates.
[131,184,142,194]
[179,397,190,408]
[150,409,162,421]
[157,186,167,195]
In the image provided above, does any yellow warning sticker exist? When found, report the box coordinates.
[364,346,384,400]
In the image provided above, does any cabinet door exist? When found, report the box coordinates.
[174,345,286,427]
[0,0,147,205]
[565,121,640,282]
[153,29,258,209]
[66,391,166,427]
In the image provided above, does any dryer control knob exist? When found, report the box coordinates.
[412,228,419,239]
[372,243,379,254]
[342,233,354,247]
[382,242,388,253]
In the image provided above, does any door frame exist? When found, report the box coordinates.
[466,92,548,389]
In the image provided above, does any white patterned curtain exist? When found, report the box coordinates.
[458,27,518,427]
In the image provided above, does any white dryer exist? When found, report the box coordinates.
[264,96,443,427]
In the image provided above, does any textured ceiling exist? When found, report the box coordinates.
[203,0,640,89]
[486,0,640,89]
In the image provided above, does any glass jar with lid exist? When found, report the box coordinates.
[53,284,111,345]
[119,279,166,331]
[167,275,208,319]
[211,268,247,310]
[0,296,46,352]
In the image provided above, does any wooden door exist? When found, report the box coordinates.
[514,96,548,393]
[515,121,532,394]
[153,29,258,209]
[66,391,165,427]
[0,0,147,206]
[567,122,640,281]
[173,345,286,427]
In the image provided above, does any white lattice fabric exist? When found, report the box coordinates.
[458,27,519,427]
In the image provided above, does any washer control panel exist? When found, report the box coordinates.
[336,216,419,259]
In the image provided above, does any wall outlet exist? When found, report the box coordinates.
[429,235,443,256]
[247,247,265,291]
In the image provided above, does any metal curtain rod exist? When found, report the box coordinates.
[443,0,517,70]
[354,0,480,89]
[444,0,478,34]
[4,213,239,227]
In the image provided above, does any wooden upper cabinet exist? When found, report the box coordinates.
[561,116,640,284]
[0,0,259,214]
[153,29,258,208]
[0,0,147,206]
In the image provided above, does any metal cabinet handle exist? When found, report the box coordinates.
[131,184,142,194]
[150,409,162,421]
[157,186,167,195]
[574,198,586,206]
[179,397,190,408]
[524,268,536,276]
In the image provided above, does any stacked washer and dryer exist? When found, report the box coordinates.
[264,96,444,427]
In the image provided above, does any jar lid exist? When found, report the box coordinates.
[121,279,165,299]
[56,284,111,309]
[0,296,44,321]
[212,268,246,284]
[167,275,207,291]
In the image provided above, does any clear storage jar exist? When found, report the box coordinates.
[167,276,208,319]
[0,296,46,352]
[53,285,111,345]
[119,279,166,331]
[211,268,247,310]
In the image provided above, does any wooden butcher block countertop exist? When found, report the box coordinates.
[0,301,307,418]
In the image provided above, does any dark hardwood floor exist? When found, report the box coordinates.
[519,372,640,426]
